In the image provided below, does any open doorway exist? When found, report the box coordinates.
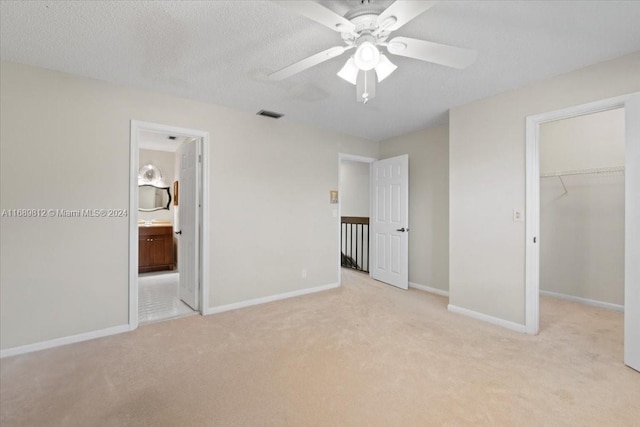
[338,154,375,283]
[538,108,625,314]
[137,132,195,324]
[338,153,410,290]
[129,121,210,329]
[525,92,640,371]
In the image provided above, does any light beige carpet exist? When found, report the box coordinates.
[1,269,639,426]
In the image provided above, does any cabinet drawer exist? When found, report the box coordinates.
[139,225,173,237]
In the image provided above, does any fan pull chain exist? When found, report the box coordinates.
[362,71,370,104]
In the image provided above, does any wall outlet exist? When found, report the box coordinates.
[513,208,524,222]
[301,269,307,279]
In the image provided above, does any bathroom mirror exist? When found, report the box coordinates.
[139,185,172,211]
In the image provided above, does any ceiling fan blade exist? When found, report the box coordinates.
[387,36,477,69]
[268,46,351,80]
[272,1,356,34]
[377,1,438,32]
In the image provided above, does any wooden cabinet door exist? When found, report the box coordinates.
[149,235,171,266]
[139,237,152,268]
[138,226,174,273]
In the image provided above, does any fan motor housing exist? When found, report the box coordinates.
[344,4,385,20]
[349,14,380,34]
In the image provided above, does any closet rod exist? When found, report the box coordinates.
[540,165,625,178]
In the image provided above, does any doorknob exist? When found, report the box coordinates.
[175,230,182,235]
[396,227,409,232]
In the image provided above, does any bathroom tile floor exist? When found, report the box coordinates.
[138,272,196,324]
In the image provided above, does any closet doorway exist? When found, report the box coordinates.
[539,108,625,312]
[525,93,640,371]
[129,121,211,329]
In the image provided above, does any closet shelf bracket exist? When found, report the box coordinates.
[558,176,567,195]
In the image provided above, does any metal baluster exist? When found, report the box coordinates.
[355,223,359,270]
[350,223,353,268]
[366,222,369,272]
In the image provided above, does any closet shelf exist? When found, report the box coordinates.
[541,166,624,195]
[540,165,625,178]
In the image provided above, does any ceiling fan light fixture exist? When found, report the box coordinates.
[354,41,380,71]
[337,57,359,85]
[374,54,397,82]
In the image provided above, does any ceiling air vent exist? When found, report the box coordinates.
[257,109,284,119]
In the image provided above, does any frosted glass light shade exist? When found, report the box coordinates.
[354,41,380,71]
[374,54,397,82]
[337,57,359,85]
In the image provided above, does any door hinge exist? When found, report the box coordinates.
[198,154,202,163]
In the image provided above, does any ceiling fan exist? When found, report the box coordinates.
[268,0,477,103]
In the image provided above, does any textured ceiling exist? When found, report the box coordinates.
[1,1,639,142]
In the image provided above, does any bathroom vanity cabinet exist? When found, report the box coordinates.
[139,225,174,273]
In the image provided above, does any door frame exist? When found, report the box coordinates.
[525,92,639,335]
[337,153,377,284]
[129,120,210,329]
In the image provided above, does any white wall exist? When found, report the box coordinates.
[540,109,625,172]
[0,61,379,351]
[380,126,449,293]
[138,149,175,223]
[339,161,369,217]
[449,52,640,325]
[539,109,625,306]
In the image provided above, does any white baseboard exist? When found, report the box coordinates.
[409,282,449,297]
[540,290,623,312]
[205,282,340,315]
[0,324,131,359]
[447,304,526,333]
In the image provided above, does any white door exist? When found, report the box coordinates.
[625,94,640,372]
[371,155,409,289]
[177,138,200,310]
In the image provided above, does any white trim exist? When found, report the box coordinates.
[129,124,140,329]
[624,94,640,371]
[447,305,526,334]
[339,153,378,163]
[409,282,449,297]
[130,121,211,329]
[525,114,540,334]
[205,283,340,315]
[525,92,640,336]
[338,153,377,285]
[201,136,211,315]
[0,324,131,359]
[540,290,623,312]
